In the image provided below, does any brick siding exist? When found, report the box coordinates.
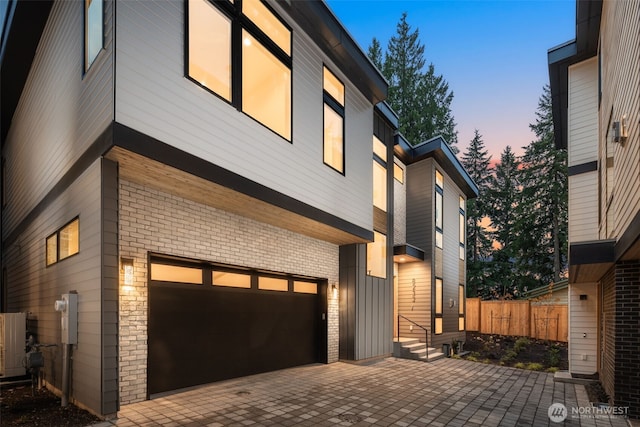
[119,180,340,404]
[600,261,640,419]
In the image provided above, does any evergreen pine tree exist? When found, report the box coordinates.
[367,13,457,151]
[461,130,493,297]
[515,85,568,286]
[486,146,521,297]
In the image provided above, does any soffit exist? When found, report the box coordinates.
[106,147,370,246]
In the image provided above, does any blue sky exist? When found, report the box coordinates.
[325,0,576,161]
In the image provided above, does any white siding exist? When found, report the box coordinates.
[568,58,598,167]
[2,0,114,235]
[568,282,598,375]
[4,160,103,414]
[568,171,599,242]
[114,0,373,230]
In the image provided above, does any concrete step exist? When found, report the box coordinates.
[393,338,445,362]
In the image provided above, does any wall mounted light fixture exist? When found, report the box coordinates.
[331,283,338,298]
[121,258,134,287]
[613,115,628,144]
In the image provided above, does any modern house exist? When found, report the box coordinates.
[548,0,639,417]
[1,0,475,419]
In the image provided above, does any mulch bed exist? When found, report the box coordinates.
[0,383,101,427]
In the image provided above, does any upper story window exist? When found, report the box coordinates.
[459,196,465,260]
[187,0,292,140]
[323,66,345,173]
[434,277,443,334]
[373,159,387,212]
[435,170,443,249]
[393,162,404,184]
[85,0,104,71]
[46,218,80,266]
[373,135,386,162]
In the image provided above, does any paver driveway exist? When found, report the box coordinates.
[93,357,629,426]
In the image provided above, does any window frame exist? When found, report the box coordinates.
[46,217,80,267]
[185,0,293,141]
[458,284,465,331]
[366,231,387,279]
[459,196,465,260]
[393,162,404,184]
[84,0,104,73]
[322,65,345,174]
[373,157,387,212]
[434,277,443,334]
[435,170,443,249]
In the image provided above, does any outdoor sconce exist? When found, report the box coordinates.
[331,283,338,298]
[613,115,628,144]
[449,298,455,308]
[121,258,134,287]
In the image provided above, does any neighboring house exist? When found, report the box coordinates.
[0,0,394,417]
[393,134,478,351]
[548,0,639,418]
[522,280,569,306]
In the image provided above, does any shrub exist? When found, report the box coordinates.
[548,345,561,367]
[466,355,478,362]
[514,337,531,353]
[500,349,518,363]
[514,362,526,369]
[546,367,559,373]
[527,363,544,371]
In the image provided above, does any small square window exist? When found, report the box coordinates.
[46,218,79,266]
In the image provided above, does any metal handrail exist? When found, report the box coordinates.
[397,314,431,362]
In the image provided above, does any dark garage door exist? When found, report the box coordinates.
[148,261,326,396]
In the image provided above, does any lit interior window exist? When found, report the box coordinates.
[366,231,387,278]
[151,264,203,284]
[293,281,317,294]
[323,66,344,106]
[213,271,251,288]
[59,219,79,261]
[242,30,291,140]
[243,0,290,55]
[373,135,386,162]
[259,276,288,291]
[323,104,344,172]
[373,160,387,212]
[46,234,57,266]
[394,162,404,184]
[188,0,231,100]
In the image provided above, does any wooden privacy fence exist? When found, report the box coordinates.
[466,298,568,342]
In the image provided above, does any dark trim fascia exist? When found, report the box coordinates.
[281,0,387,104]
[393,243,425,262]
[374,102,399,129]
[112,122,373,242]
[570,239,615,265]
[394,134,479,199]
[1,0,54,146]
[615,209,640,261]
[548,0,602,151]
[2,125,114,250]
[568,160,598,176]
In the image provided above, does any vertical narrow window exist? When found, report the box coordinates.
[373,135,387,162]
[373,160,387,212]
[435,170,443,249]
[188,0,231,100]
[323,66,345,173]
[85,0,103,71]
[366,231,386,278]
[458,284,465,331]
[434,278,443,334]
[186,0,292,140]
[459,196,465,260]
[393,162,404,184]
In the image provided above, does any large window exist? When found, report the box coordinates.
[434,278,443,334]
[373,160,387,212]
[323,66,345,173]
[187,0,292,140]
[46,218,80,266]
[367,231,386,278]
[459,196,465,260]
[435,170,443,249]
[85,0,103,71]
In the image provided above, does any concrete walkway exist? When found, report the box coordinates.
[92,358,631,426]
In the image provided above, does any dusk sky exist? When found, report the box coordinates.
[325,0,576,162]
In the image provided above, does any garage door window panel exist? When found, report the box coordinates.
[151,263,203,284]
[213,271,251,288]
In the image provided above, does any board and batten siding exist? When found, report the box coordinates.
[568,282,598,375]
[2,0,114,236]
[599,0,640,241]
[3,160,107,415]
[114,0,373,232]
